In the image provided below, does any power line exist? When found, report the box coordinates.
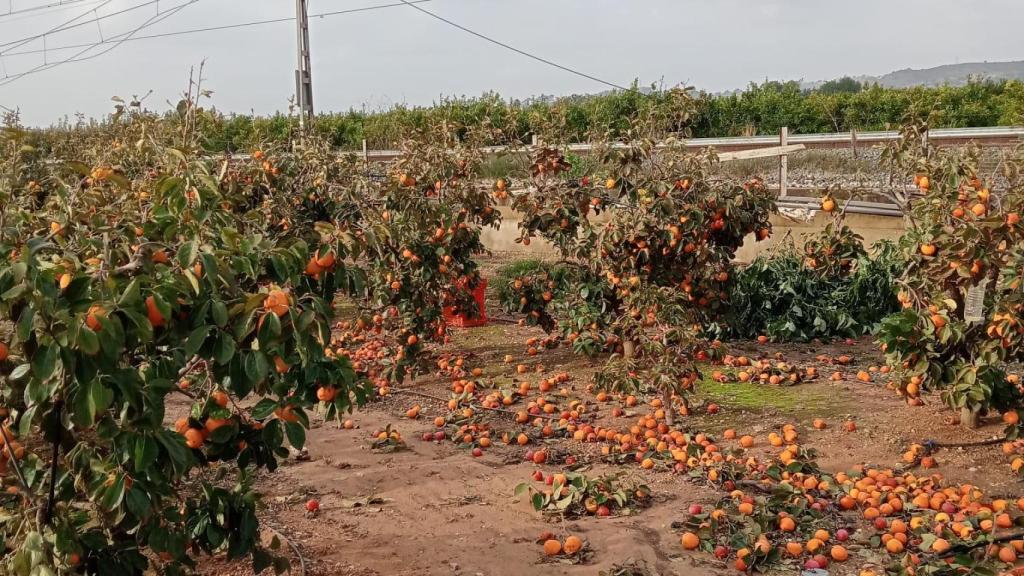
[396,0,628,91]
[0,0,157,52]
[0,0,97,21]
[1,0,435,57]
[0,0,115,53]
[0,0,194,86]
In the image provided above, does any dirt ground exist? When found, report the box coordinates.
[193,305,1021,576]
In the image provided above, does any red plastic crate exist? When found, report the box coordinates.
[443,278,488,328]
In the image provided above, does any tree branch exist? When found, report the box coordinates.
[0,422,32,500]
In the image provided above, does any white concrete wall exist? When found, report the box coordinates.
[481,206,904,262]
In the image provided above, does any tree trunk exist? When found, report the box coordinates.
[622,339,636,359]
[961,405,980,429]
[662,389,675,426]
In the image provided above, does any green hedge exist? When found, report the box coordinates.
[192,79,1024,152]
[34,79,1024,153]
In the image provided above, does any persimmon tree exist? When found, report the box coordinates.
[877,121,1024,427]
[254,121,501,386]
[0,93,371,574]
[503,89,775,423]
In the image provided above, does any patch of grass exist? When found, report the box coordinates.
[697,374,848,419]
[479,152,531,180]
[448,324,508,349]
[493,258,566,303]
[495,259,548,279]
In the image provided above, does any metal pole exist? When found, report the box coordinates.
[295,0,313,128]
[778,126,788,198]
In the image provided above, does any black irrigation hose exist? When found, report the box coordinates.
[264,524,307,576]
[934,530,1024,560]
[923,437,1007,450]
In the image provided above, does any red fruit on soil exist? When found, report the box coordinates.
[804,559,820,570]
[874,517,888,530]
[688,504,703,515]
[545,475,554,486]
[421,433,433,441]
[836,529,849,542]
[532,451,547,464]
[707,403,720,415]
[713,545,729,559]
[472,447,483,457]
[596,505,611,517]
[532,470,544,482]
[305,499,320,512]
[812,555,829,569]
[524,450,534,462]
[433,431,445,441]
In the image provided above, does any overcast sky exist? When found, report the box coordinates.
[1,0,1022,125]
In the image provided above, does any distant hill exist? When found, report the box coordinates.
[802,60,1024,90]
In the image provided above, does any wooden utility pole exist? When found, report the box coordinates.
[295,0,314,128]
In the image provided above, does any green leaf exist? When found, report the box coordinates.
[92,379,114,413]
[1,283,27,301]
[184,269,200,295]
[284,421,306,449]
[250,399,278,420]
[97,314,126,357]
[155,430,191,476]
[212,301,228,327]
[125,486,151,521]
[178,241,199,267]
[158,176,183,196]
[72,379,113,428]
[118,278,142,307]
[122,309,153,343]
[184,325,211,357]
[99,474,126,511]
[78,326,100,355]
[31,344,58,381]
[244,352,268,384]
[214,334,236,365]
[65,161,91,176]
[208,422,238,444]
[257,310,281,342]
[9,364,30,380]
[16,306,34,342]
[134,435,159,473]
[108,173,131,190]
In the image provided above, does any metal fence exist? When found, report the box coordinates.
[360,126,1024,216]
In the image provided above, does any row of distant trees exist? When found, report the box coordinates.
[46,78,1024,151]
